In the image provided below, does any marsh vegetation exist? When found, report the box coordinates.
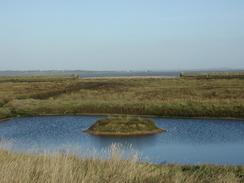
[87,116,164,136]
[0,75,244,182]
[1,76,244,119]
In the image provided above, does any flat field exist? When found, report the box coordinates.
[1,75,244,119]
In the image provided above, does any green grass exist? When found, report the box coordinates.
[87,115,164,136]
[1,76,244,119]
[0,146,243,183]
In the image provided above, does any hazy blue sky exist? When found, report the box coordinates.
[0,0,243,71]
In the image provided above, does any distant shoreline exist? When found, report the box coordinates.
[1,114,244,123]
[81,75,177,79]
[1,69,243,78]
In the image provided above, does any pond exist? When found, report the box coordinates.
[0,116,244,165]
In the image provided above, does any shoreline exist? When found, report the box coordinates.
[85,128,165,136]
[1,113,244,123]
[1,112,244,123]
[80,75,177,79]
[1,76,244,123]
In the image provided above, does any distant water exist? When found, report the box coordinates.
[0,116,244,165]
[0,70,179,77]
[78,71,179,78]
[1,70,244,77]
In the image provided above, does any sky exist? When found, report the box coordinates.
[0,0,243,71]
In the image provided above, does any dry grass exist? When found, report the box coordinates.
[0,144,243,183]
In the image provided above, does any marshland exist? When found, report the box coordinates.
[1,74,244,119]
[2,0,244,181]
[0,74,244,182]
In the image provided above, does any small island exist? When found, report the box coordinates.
[86,116,165,136]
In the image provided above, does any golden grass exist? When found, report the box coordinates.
[0,144,243,183]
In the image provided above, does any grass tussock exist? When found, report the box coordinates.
[0,145,243,183]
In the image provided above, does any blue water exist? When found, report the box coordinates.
[0,116,244,165]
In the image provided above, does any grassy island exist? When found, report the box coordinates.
[86,116,165,136]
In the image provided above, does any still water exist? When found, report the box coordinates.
[0,116,244,165]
